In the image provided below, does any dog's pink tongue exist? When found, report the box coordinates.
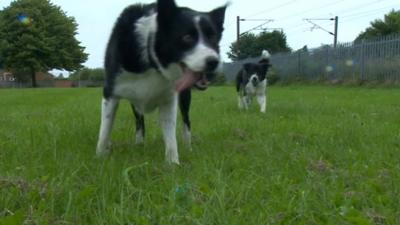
[175,69,201,92]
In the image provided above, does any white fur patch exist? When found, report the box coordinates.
[245,78,266,96]
[241,79,267,112]
[134,12,170,77]
[135,12,157,64]
[113,67,181,114]
[159,93,179,164]
[96,98,119,156]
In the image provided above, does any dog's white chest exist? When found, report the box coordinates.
[245,79,267,96]
[113,67,181,113]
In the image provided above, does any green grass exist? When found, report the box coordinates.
[1,86,400,225]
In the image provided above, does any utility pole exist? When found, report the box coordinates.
[236,16,275,58]
[333,16,338,48]
[236,16,240,44]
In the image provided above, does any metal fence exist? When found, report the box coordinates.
[0,80,61,88]
[223,34,400,82]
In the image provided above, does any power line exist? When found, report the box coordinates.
[236,16,275,44]
[277,0,346,22]
[228,0,392,31]
[341,6,399,23]
[240,19,275,36]
[335,0,391,15]
[225,0,295,30]
[285,1,397,32]
[243,0,297,19]
[285,3,397,36]
[304,1,397,26]
[341,4,399,20]
[303,18,335,35]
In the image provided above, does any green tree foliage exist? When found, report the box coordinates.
[0,0,88,87]
[355,10,400,41]
[227,30,291,61]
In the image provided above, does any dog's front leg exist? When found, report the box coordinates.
[179,89,192,150]
[243,95,250,110]
[159,93,179,164]
[96,97,119,156]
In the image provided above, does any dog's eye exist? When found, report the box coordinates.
[182,34,195,44]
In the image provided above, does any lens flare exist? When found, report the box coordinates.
[345,59,354,67]
[17,14,33,26]
[325,65,334,73]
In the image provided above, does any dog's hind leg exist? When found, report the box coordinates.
[179,89,192,150]
[237,93,244,109]
[159,94,179,165]
[131,104,145,145]
[96,97,119,156]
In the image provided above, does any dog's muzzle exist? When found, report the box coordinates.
[251,77,259,86]
[175,60,219,92]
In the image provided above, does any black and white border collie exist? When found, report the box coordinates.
[96,0,227,164]
[236,50,271,113]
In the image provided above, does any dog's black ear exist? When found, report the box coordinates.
[209,4,228,32]
[157,0,178,27]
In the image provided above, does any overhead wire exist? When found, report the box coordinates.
[243,0,297,19]
[284,1,398,35]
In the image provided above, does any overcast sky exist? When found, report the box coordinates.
[1,0,399,73]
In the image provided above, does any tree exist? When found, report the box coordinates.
[227,30,291,61]
[0,0,87,87]
[355,10,400,41]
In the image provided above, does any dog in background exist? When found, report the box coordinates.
[236,50,271,113]
[96,0,227,164]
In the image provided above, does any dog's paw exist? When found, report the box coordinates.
[135,130,144,145]
[182,127,192,151]
[166,158,180,165]
[165,150,180,165]
[135,136,144,145]
[96,142,112,156]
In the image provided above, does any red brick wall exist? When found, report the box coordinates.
[54,80,72,88]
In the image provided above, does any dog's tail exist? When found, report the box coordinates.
[261,50,270,59]
[259,50,271,65]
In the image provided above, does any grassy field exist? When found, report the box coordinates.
[0,86,399,225]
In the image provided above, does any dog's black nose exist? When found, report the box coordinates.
[205,57,219,72]
[251,77,259,86]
